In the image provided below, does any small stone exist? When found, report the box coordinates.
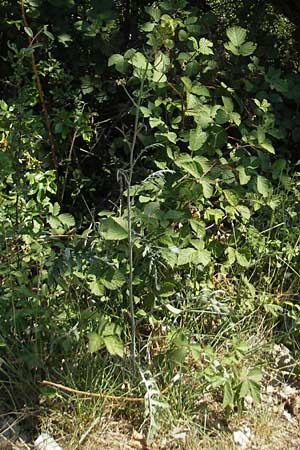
[233,427,251,449]
[34,433,62,450]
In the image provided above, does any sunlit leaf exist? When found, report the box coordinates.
[103,335,124,357]
[88,332,103,353]
[101,217,128,240]
[226,26,247,46]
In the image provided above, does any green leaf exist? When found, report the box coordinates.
[187,93,202,112]
[108,54,128,73]
[239,375,261,404]
[48,216,63,232]
[170,346,188,365]
[179,29,188,41]
[131,52,149,70]
[200,178,214,198]
[101,217,128,240]
[223,380,234,408]
[88,332,103,353]
[100,269,126,290]
[190,343,202,360]
[194,156,210,172]
[188,36,199,51]
[222,96,234,113]
[209,125,228,148]
[144,201,160,218]
[230,112,241,126]
[165,304,181,315]
[160,247,178,268]
[249,380,261,403]
[236,205,251,220]
[167,346,188,365]
[177,248,196,266]
[103,335,124,358]
[189,219,205,238]
[215,108,228,125]
[174,154,202,178]
[181,76,192,92]
[223,189,240,206]
[58,213,75,228]
[102,321,122,337]
[88,280,105,296]
[44,25,55,41]
[225,247,236,265]
[58,33,72,46]
[239,41,257,56]
[0,100,8,111]
[153,70,167,83]
[271,159,286,179]
[259,140,275,154]
[145,5,161,21]
[152,52,169,83]
[159,282,176,297]
[248,367,263,384]
[193,106,213,128]
[149,117,165,128]
[191,83,210,97]
[237,166,251,185]
[177,248,210,266]
[141,22,156,32]
[158,131,177,143]
[226,26,247,46]
[257,175,271,197]
[153,51,169,73]
[235,248,251,267]
[24,27,33,38]
[52,202,60,216]
[189,127,207,151]
[192,249,211,266]
[224,41,240,55]
[198,37,214,55]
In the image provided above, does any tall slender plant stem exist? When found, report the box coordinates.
[127,77,145,362]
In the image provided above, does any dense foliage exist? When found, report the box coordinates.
[1,0,300,444]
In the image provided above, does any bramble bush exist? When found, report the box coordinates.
[0,0,300,442]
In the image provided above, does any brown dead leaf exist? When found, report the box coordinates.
[129,430,150,450]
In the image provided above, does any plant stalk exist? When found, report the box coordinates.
[127,77,145,362]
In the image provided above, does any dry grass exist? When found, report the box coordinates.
[33,399,300,450]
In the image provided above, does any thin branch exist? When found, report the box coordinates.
[20,0,58,170]
[41,380,144,402]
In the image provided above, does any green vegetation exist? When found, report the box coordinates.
[0,0,300,447]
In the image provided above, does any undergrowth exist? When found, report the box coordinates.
[0,0,300,446]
